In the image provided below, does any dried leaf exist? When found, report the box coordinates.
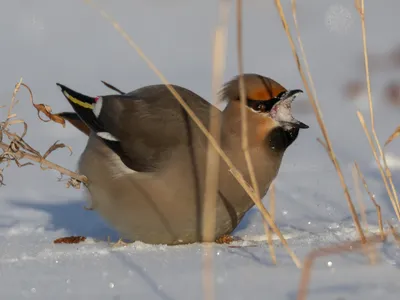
[215,235,235,244]
[5,119,24,126]
[8,79,22,117]
[4,120,28,139]
[20,83,66,127]
[385,125,400,147]
[40,141,73,170]
[14,160,34,168]
[6,114,17,120]
[53,236,86,244]
[66,177,84,190]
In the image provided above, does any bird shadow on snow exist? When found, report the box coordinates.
[113,251,175,300]
[286,282,394,300]
[7,198,120,242]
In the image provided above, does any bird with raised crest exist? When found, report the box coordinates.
[56,73,308,245]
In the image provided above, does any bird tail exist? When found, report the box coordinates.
[56,83,96,110]
[56,83,104,134]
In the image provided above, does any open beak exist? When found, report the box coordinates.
[272,89,309,129]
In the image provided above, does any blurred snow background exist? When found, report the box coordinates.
[1,0,400,299]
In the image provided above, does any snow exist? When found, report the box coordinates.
[1,0,400,299]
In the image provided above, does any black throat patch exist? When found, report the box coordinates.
[267,126,299,153]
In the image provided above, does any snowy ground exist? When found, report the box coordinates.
[1,0,400,299]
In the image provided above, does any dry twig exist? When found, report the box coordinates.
[357,112,400,220]
[352,164,368,231]
[0,80,87,188]
[237,0,275,264]
[354,162,385,240]
[352,164,377,264]
[201,1,231,300]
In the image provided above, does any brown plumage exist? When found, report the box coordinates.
[56,73,308,245]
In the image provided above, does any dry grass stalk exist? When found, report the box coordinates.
[0,80,87,188]
[385,126,400,147]
[275,0,366,244]
[236,0,273,261]
[355,0,400,219]
[387,221,400,245]
[202,0,230,244]
[85,0,301,268]
[352,164,378,264]
[290,0,321,113]
[237,0,261,202]
[266,181,277,265]
[354,162,385,240]
[297,231,391,300]
[357,112,400,220]
[352,164,368,231]
[201,1,231,300]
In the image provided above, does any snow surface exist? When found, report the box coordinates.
[1,0,400,299]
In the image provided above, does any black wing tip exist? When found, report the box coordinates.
[56,82,73,95]
[100,80,125,95]
[56,82,65,89]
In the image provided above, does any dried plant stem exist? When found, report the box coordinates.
[387,221,400,245]
[352,164,368,231]
[266,182,277,265]
[354,162,385,240]
[291,1,321,113]
[276,0,366,244]
[0,141,87,184]
[85,0,301,268]
[352,164,377,265]
[355,0,400,220]
[237,1,261,198]
[357,112,400,220]
[202,2,230,300]
[237,0,271,257]
[297,232,389,300]
[8,78,23,117]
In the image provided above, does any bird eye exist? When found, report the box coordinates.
[256,103,267,112]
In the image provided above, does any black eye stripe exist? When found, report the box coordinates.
[246,97,280,112]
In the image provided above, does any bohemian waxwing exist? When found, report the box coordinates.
[56,73,308,245]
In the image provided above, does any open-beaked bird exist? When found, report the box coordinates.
[56,73,308,245]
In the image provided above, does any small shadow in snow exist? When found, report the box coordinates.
[286,282,395,300]
[233,207,322,237]
[233,207,259,233]
[113,251,175,300]
[9,198,119,242]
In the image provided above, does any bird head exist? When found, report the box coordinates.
[221,73,309,131]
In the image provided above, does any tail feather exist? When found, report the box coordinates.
[56,83,96,109]
[56,83,104,134]
[56,83,127,163]
[101,80,125,95]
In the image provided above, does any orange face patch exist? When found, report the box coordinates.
[247,85,287,101]
[255,116,277,142]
